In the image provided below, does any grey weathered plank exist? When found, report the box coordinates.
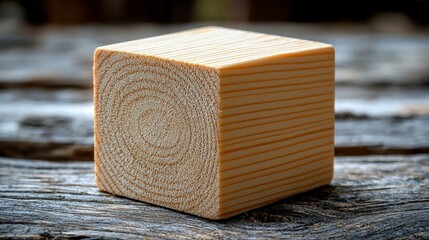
[1,86,429,160]
[1,115,429,160]
[335,116,429,155]
[1,24,429,88]
[1,155,428,239]
[335,85,429,116]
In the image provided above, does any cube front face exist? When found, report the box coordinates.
[94,27,334,220]
[217,49,335,219]
[94,50,221,219]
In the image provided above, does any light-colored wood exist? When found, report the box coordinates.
[93,26,335,219]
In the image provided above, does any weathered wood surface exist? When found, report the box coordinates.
[2,114,429,160]
[1,86,428,160]
[1,24,429,238]
[1,155,428,239]
[1,24,429,88]
[0,88,92,160]
[1,25,428,160]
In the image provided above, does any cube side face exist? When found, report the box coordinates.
[218,47,335,218]
[93,49,221,219]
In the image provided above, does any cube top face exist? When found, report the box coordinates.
[94,27,335,220]
[97,26,333,69]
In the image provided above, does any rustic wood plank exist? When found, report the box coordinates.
[1,87,428,160]
[335,116,429,155]
[0,87,92,160]
[1,112,428,160]
[1,24,429,88]
[1,155,428,238]
[336,85,429,116]
[0,116,429,161]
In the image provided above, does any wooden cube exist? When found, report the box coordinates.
[93,27,335,219]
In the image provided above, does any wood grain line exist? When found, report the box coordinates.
[221,82,333,100]
[222,116,331,146]
[221,90,333,110]
[221,107,332,133]
[221,68,333,86]
[221,149,333,183]
[222,138,332,171]
[222,165,332,199]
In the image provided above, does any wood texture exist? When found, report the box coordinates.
[217,45,335,218]
[1,23,429,238]
[1,102,428,161]
[0,87,93,161]
[1,86,428,161]
[1,155,428,239]
[2,24,429,89]
[94,50,220,219]
[94,27,335,219]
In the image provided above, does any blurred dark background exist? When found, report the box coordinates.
[2,0,429,25]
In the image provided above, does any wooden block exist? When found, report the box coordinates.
[93,26,335,219]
